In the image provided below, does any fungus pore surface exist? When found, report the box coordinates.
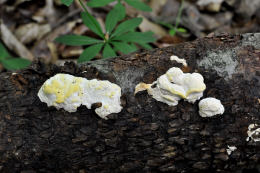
[38,74,122,119]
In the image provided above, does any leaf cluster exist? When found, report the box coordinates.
[0,42,31,70]
[58,0,155,63]
[61,0,152,12]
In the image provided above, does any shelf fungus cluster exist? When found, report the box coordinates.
[135,62,225,118]
[135,67,206,106]
[38,74,122,119]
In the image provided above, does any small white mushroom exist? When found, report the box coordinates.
[198,97,224,117]
[170,55,187,67]
[246,124,260,142]
[38,74,122,119]
[226,145,237,155]
[135,67,206,106]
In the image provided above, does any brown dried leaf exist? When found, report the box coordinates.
[15,23,51,44]
[0,21,34,61]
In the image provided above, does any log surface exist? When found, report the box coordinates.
[0,33,259,173]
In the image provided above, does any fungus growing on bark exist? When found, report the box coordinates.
[170,55,187,66]
[135,67,206,106]
[198,97,224,117]
[246,124,260,142]
[38,74,122,119]
[226,145,237,155]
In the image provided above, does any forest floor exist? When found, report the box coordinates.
[0,0,259,70]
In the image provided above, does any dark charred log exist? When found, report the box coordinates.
[0,33,259,173]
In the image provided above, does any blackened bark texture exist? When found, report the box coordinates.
[0,33,259,173]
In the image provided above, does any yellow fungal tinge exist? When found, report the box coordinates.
[43,76,83,103]
[135,67,206,106]
[38,74,122,119]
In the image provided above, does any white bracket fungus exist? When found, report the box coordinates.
[170,55,187,67]
[226,145,237,155]
[38,74,122,119]
[135,67,206,106]
[246,124,260,142]
[198,97,224,117]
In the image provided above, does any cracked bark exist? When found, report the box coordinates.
[0,33,259,173]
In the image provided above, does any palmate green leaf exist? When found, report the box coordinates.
[105,3,126,34]
[125,0,152,12]
[81,12,104,39]
[87,0,115,7]
[78,43,104,63]
[0,42,11,61]
[111,41,137,54]
[55,35,102,46]
[111,18,142,37]
[2,58,31,70]
[61,0,74,6]
[103,43,116,58]
[112,31,156,43]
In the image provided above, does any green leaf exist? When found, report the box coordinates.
[169,29,176,36]
[87,0,115,7]
[138,42,152,50]
[61,0,74,6]
[105,3,126,34]
[55,35,102,46]
[103,43,116,58]
[2,58,31,70]
[125,0,152,12]
[159,22,174,29]
[111,41,137,54]
[112,31,156,43]
[0,42,11,61]
[111,18,142,37]
[78,43,104,63]
[81,12,104,39]
[116,3,126,21]
[177,27,187,33]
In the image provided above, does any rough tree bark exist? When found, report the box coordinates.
[0,33,259,173]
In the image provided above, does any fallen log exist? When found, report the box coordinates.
[0,33,259,173]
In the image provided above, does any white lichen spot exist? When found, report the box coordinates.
[246,124,260,142]
[198,97,224,117]
[170,55,187,67]
[134,67,206,106]
[226,145,237,155]
[38,73,122,119]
